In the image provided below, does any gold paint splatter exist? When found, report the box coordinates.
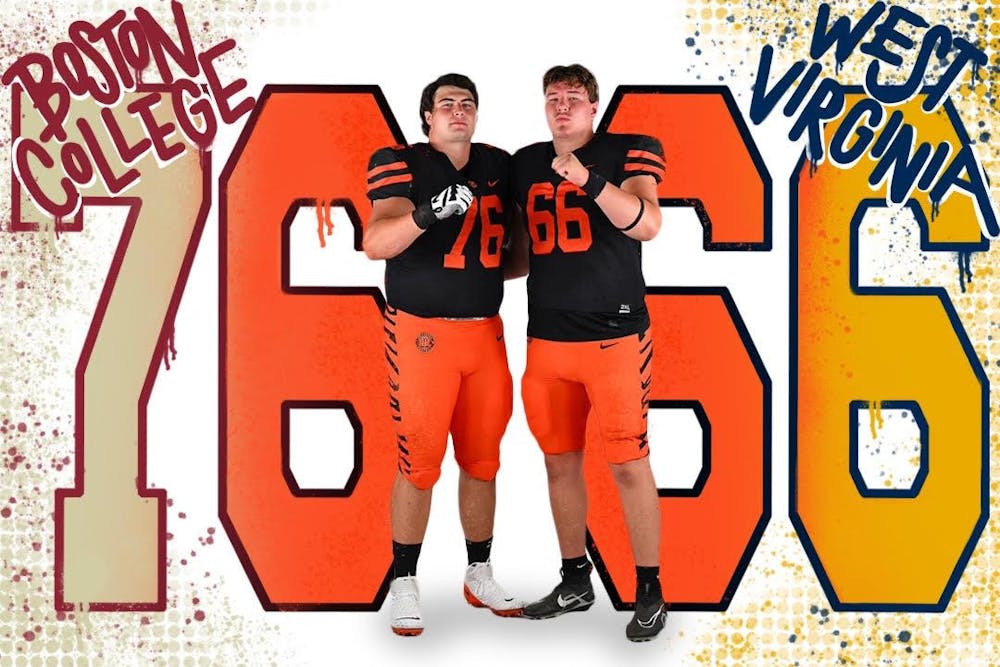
[686,1,999,665]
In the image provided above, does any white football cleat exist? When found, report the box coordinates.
[389,576,423,636]
[463,562,523,617]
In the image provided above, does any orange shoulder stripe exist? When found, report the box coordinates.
[625,163,665,177]
[626,150,666,167]
[367,161,409,179]
[367,173,413,193]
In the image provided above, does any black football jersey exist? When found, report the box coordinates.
[366,143,511,318]
[511,132,665,341]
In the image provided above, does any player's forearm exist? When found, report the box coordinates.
[594,183,662,241]
[363,214,423,260]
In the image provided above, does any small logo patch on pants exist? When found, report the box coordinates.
[415,333,435,353]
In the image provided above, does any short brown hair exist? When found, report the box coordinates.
[542,64,599,102]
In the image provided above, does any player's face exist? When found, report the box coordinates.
[425,85,477,142]
[544,81,597,139]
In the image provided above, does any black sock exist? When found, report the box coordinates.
[392,541,422,578]
[465,537,493,565]
[562,555,590,583]
[636,566,661,599]
[636,565,659,586]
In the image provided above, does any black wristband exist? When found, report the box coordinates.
[412,203,436,230]
[619,196,644,232]
[582,170,607,199]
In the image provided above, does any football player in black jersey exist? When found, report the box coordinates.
[364,73,526,636]
[510,64,667,641]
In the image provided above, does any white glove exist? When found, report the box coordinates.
[430,184,474,220]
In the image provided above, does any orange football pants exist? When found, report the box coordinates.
[522,330,652,463]
[384,307,513,490]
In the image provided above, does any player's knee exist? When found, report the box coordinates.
[609,455,651,488]
[457,459,499,482]
[544,451,583,484]
[405,465,442,490]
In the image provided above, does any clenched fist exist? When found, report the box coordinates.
[551,152,589,188]
[430,184,474,220]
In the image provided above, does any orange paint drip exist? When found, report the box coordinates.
[315,199,333,247]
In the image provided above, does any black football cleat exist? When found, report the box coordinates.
[625,582,667,642]
[522,564,595,619]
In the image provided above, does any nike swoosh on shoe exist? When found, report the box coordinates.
[637,606,665,628]
[556,593,588,608]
